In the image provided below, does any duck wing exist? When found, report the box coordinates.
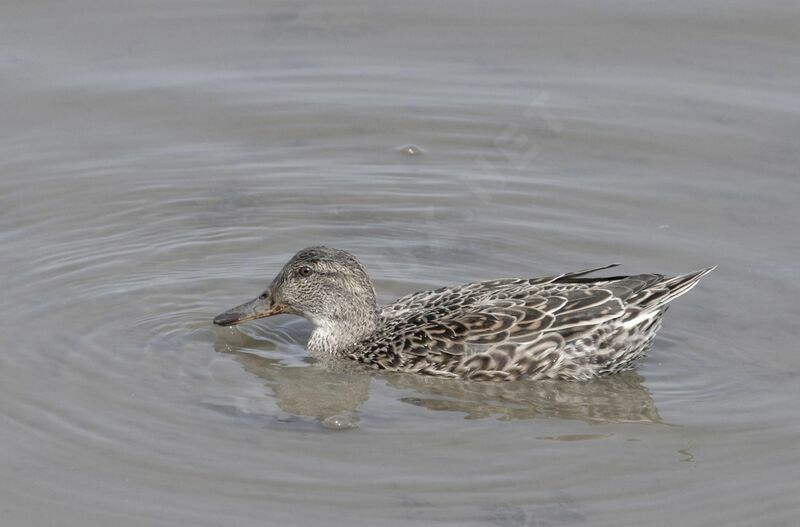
[379,263,623,321]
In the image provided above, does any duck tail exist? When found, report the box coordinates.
[638,266,716,311]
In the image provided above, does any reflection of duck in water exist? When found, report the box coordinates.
[213,338,371,424]
[214,338,661,424]
[385,371,661,423]
[215,247,713,381]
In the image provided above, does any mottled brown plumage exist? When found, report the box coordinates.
[214,247,714,381]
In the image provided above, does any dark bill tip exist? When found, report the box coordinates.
[213,311,246,326]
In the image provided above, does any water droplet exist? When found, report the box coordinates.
[397,144,423,156]
[321,414,359,430]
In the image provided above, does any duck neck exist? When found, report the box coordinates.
[307,307,380,357]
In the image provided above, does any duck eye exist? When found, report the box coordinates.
[298,266,313,277]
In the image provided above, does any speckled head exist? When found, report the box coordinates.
[214,246,379,354]
[270,246,377,323]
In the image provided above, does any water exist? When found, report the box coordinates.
[2,1,799,525]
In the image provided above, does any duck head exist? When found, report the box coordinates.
[213,246,380,355]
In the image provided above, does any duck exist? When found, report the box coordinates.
[213,246,714,381]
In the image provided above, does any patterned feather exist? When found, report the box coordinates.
[354,265,716,381]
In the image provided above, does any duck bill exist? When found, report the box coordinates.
[213,295,284,326]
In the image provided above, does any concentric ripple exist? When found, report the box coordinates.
[2,2,799,525]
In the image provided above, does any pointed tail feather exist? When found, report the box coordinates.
[638,266,716,310]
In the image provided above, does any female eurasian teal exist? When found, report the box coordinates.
[214,247,713,381]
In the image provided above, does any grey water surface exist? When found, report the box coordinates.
[2,1,799,526]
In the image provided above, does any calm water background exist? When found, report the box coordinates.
[2,1,799,526]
